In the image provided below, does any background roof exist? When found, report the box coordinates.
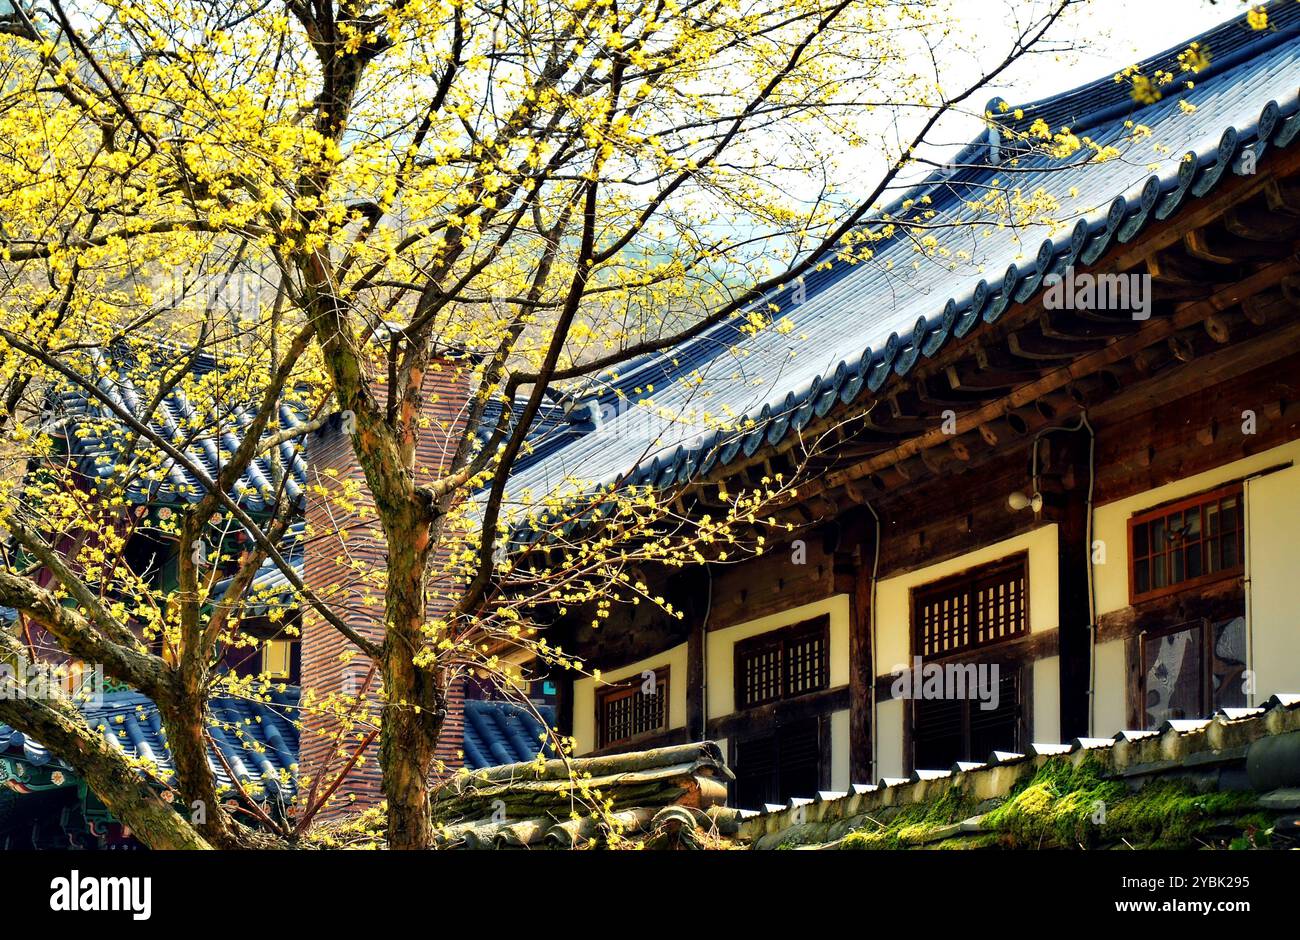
[48,346,311,513]
[463,698,555,770]
[0,687,301,798]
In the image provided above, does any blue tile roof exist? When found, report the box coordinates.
[462,698,554,770]
[0,687,301,798]
[213,520,306,615]
[48,345,312,513]
[494,4,1300,538]
[3,688,552,792]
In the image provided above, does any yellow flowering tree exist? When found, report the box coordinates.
[0,0,1081,848]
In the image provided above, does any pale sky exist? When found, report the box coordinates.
[814,0,1258,209]
[990,0,1246,99]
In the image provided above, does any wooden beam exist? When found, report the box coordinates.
[1241,287,1297,326]
[811,254,1300,494]
[1087,311,1300,422]
[1223,203,1300,241]
[705,685,850,740]
[687,618,705,741]
[1007,326,1105,361]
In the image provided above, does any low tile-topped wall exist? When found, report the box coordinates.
[738,695,1300,847]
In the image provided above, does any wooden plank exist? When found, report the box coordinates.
[1094,577,1244,644]
[687,614,705,741]
[1091,352,1300,504]
[704,532,836,631]
[1087,316,1300,424]
[818,713,833,790]
[679,566,710,741]
[843,508,877,784]
[872,629,1061,700]
[705,685,850,740]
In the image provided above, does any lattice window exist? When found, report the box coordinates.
[735,616,830,710]
[597,668,668,747]
[913,556,1028,658]
[1129,485,1244,603]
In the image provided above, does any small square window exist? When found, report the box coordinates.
[1128,485,1244,603]
[262,639,293,679]
[596,668,669,748]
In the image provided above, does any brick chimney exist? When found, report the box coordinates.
[298,358,473,818]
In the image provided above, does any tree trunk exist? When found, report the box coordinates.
[159,690,234,848]
[379,507,443,850]
[0,696,211,850]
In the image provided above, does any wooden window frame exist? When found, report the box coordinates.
[909,662,1027,770]
[733,615,830,711]
[907,555,1030,772]
[731,715,827,809]
[596,666,670,748]
[1127,483,1244,605]
[911,554,1030,660]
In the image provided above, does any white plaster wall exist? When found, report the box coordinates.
[1246,461,1300,701]
[1093,638,1128,737]
[1032,655,1061,744]
[876,697,906,780]
[830,708,850,790]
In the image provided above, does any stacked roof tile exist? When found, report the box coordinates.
[462,698,555,770]
[0,688,301,798]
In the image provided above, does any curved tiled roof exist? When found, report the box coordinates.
[497,4,1300,540]
[48,345,312,513]
[0,688,301,798]
[463,698,554,770]
[212,519,306,615]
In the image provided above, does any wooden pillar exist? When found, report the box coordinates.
[1051,429,1093,742]
[836,507,877,785]
[687,618,706,741]
[681,566,710,741]
[550,619,576,740]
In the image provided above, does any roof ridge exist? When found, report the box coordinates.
[996,0,1300,140]
[528,1,1300,449]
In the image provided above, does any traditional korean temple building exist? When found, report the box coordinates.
[500,2,1300,810]
[5,1,1300,845]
